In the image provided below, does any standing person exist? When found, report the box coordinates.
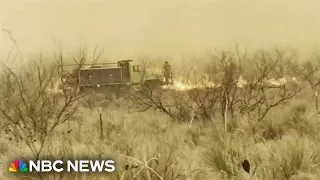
[163,61,172,85]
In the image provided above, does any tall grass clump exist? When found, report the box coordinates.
[265,136,320,180]
[202,128,256,179]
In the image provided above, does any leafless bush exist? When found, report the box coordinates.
[300,55,320,114]
[130,60,176,118]
[133,49,302,130]
[0,54,90,179]
[206,49,301,125]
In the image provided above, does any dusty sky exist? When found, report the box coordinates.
[0,0,320,62]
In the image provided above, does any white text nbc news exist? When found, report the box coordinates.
[28,160,115,172]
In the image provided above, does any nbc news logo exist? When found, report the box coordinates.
[9,159,115,173]
[9,160,28,172]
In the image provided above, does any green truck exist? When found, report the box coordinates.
[58,60,173,94]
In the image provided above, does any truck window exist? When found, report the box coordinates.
[133,65,142,72]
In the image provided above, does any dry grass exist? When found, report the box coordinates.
[1,98,320,180]
[1,48,320,180]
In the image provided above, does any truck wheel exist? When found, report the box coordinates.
[144,79,163,89]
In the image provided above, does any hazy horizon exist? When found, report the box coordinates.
[0,0,320,62]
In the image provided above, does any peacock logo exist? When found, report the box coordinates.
[9,160,29,172]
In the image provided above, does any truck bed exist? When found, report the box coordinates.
[79,67,129,86]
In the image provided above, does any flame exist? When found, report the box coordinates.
[162,81,218,91]
[161,75,299,91]
[172,81,194,91]
[161,75,217,91]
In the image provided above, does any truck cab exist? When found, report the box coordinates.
[118,60,170,87]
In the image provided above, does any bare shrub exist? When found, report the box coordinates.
[133,48,301,133]
[206,49,301,123]
[0,55,89,179]
[300,54,320,115]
